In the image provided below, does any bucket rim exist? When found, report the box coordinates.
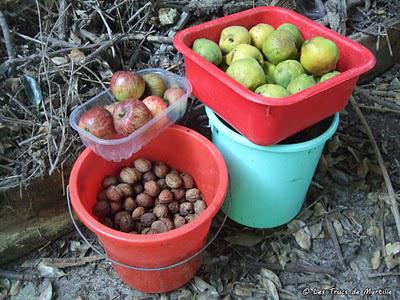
[205,107,339,152]
[69,125,229,245]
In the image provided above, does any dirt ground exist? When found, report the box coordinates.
[2,64,400,299]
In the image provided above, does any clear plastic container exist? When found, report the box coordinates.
[69,68,192,162]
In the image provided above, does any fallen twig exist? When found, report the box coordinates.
[350,96,400,240]
[0,10,15,74]
[242,261,336,275]
[358,104,400,114]
[368,272,400,278]
[0,269,40,281]
[58,0,66,40]
[324,216,345,266]
[355,88,400,111]
[40,255,104,268]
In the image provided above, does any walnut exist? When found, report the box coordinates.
[157,179,168,190]
[136,193,154,209]
[97,190,108,202]
[180,173,194,189]
[173,214,186,228]
[179,202,194,216]
[114,211,131,228]
[140,212,156,227]
[167,201,179,214]
[194,200,207,215]
[158,189,173,204]
[159,217,174,231]
[92,201,110,218]
[185,214,196,223]
[119,167,141,184]
[144,180,160,197]
[100,217,113,228]
[123,197,137,212]
[142,228,158,235]
[117,183,134,197]
[119,214,134,232]
[103,176,118,188]
[153,204,169,218]
[151,220,169,233]
[185,188,202,202]
[133,158,152,173]
[131,206,146,220]
[110,201,122,214]
[142,171,157,182]
[132,183,144,194]
[165,173,183,189]
[153,162,169,178]
[106,185,124,202]
[171,188,185,202]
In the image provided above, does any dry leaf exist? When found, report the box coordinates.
[224,232,263,247]
[327,135,340,153]
[366,225,380,237]
[333,219,344,237]
[233,286,252,297]
[313,202,327,217]
[288,220,311,251]
[260,278,279,300]
[357,158,370,178]
[386,242,400,256]
[260,268,282,289]
[384,254,400,270]
[69,32,82,45]
[68,49,86,64]
[51,56,69,65]
[271,241,291,269]
[9,280,22,296]
[317,230,326,239]
[309,222,323,239]
[37,280,52,300]
[37,262,66,278]
[192,277,216,293]
[371,250,381,270]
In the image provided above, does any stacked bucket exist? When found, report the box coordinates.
[174,6,375,228]
[68,6,375,294]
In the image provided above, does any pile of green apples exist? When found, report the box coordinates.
[192,23,340,98]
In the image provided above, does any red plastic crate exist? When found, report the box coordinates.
[174,6,376,145]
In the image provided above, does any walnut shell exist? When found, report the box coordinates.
[179,202,194,216]
[194,200,207,215]
[96,190,108,202]
[103,176,119,188]
[158,189,173,204]
[166,173,183,189]
[106,185,124,202]
[167,201,179,214]
[171,188,185,202]
[185,214,196,223]
[185,188,202,202]
[100,216,113,228]
[140,212,156,227]
[133,158,152,173]
[173,214,186,228]
[159,217,174,231]
[119,214,134,232]
[120,167,142,184]
[144,180,160,197]
[153,162,169,178]
[123,197,137,212]
[117,183,134,197]
[169,169,180,176]
[153,204,169,218]
[157,179,168,190]
[151,220,169,233]
[114,211,131,228]
[142,171,157,182]
[133,183,144,194]
[180,173,194,189]
[92,201,110,218]
[136,193,154,209]
[132,206,146,220]
[110,201,122,214]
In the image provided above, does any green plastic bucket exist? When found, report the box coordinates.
[206,107,339,228]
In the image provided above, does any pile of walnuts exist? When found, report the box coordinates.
[92,158,207,234]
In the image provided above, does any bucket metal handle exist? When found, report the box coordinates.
[66,181,231,271]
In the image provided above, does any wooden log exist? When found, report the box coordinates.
[351,18,400,84]
[0,167,74,265]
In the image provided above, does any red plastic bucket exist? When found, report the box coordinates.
[174,6,376,146]
[68,125,228,293]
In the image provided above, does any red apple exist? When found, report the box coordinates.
[104,102,118,114]
[143,96,168,117]
[110,71,145,101]
[113,99,152,136]
[163,87,185,105]
[78,107,115,139]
